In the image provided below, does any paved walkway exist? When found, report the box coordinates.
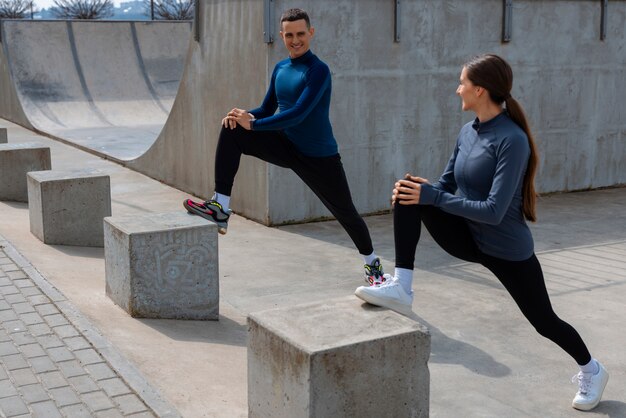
[0,240,177,418]
[1,119,625,417]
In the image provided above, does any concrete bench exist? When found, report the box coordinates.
[248,296,431,418]
[104,211,218,320]
[27,170,111,247]
[0,143,51,202]
[0,128,7,143]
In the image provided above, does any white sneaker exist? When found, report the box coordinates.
[354,276,413,315]
[571,361,609,411]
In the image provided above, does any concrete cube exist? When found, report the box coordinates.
[27,170,111,247]
[0,128,7,143]
[248,296,431,418]
[0,143,51,202]
[104,211,218,320]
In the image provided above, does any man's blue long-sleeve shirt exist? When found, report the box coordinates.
[248,50,338,157]
[419,112,534,261]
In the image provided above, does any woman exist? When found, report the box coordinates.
[355,54,608,411]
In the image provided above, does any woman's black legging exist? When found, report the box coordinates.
[394,202,592,365]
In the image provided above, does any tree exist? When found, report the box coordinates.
[0,0,35,18]
[144,0,194,21]
[52,0,113,19]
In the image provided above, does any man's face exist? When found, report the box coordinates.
[280,19,314,59]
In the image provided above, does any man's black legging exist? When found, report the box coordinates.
[214,125,374,255]
[394,202,592,365]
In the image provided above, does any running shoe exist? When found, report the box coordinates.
[183,198,230,235]
[364,257,387,286]
[355,276,414,316]
[572,361,609,411]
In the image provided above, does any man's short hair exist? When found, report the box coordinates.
[280,8,310,28]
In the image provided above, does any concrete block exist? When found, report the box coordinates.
[0,128,7,143]
[27,170,111,247]
[0,143,50,202]
[248,296,431,418]
[104,212,218,320]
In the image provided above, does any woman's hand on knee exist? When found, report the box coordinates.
[392,173,429,205]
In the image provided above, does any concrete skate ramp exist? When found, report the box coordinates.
[0,20,191,160]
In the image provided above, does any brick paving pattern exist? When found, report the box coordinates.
[0,248,157,417]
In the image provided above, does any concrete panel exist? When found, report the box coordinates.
[248,296,430,418]
[0,143,51,202]
[27,170,111,247]
[104,211,218,320]
[0,128,6,143]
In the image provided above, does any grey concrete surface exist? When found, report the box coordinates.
[1,2,624,226]
[104,212,218,320]
[0,20,191,161]
[0,120,625,417]
[0,143,51,202]
[248,296,430,418]
[27,170,111,247]
[0,128,6,143]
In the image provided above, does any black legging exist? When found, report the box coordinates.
[214,125,374,255]
[394,203,592,365]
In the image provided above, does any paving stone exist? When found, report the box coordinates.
[1,263,20,272]
[53,325,79,339]
[96,408,125,418]
[30,400,62,418]
[2,353,28,370]
[20,286,43,297]
[68,375,99,394]
[0,299,10,310]
[113,394,147,415]
[58,360,87,378]
[47,346,74,362]
[28,322,52,337]
[0,395,29,416]
[0,329,10,341]
[49,386,80,408]
[28,295,50,306]
[82,391,115,412]
[0,367,7,380]
[29,355,57,373]
[0,378,18,398]
[19,312,44,326]
[44,314,69,328]
[36,334,63,349]
[4,320,27,333]
[0,285,19,296]
[63,336,90,351]
[98,378,130,398]
[11,302,35,315]
[126,412,156,418]
[4,294,27,305]
[11,332,36,346]
[19,383,50,403]
[35,304,59,317]
[39,371,68,390]
[85,363,116,381]
[0,341,19,356]
[10,368,38,386]
[60,403,93,418]
[19,342,46,358]
[0,309,18,323]
[9,276,30,285]
[74,349,103,366]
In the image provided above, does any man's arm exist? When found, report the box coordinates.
[251,62,330,131]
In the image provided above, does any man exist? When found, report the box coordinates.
[184,8,384,284]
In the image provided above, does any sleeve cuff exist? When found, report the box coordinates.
[419,183,439,205]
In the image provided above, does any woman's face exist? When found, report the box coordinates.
[456,67,478,112]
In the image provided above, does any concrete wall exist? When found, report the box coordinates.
[134,0,625,225]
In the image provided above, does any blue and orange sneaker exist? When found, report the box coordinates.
[364,257,387,286]
[183,198,230,235]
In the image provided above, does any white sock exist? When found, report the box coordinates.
[362,252,378,266]
[213,192,230,212]
[394,268,413,294]
[579,358,599,375]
